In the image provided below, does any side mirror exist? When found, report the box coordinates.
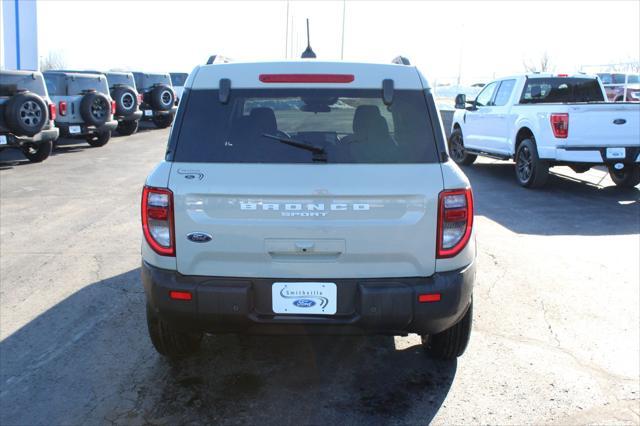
[454,93,466,109]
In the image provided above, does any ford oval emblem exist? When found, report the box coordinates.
[613,119,626,125]
[186,232,212,243]
[293,299,316,308]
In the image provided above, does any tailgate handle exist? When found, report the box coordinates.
[295,241,315,252]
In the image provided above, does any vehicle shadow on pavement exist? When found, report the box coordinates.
[465,162,640,236]
[0,269,455,426]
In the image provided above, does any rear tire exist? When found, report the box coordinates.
[22,140,52,163]
[146,303,202,358]
[422,302,473,360]
[515,138,549,188]
[152,115,173,129]
[117,120,138,136]
[609,165,640,188]
[448,129,477,166]
[86,131,111,147]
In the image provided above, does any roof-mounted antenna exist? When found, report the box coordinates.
[301,19,316,59]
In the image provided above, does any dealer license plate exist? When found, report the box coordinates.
[272,282,337,315]
[144,110,153,116]
[69,126,81,135]
[0,135,7,145]
[606,147,626,159]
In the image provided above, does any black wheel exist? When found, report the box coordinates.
[422,302,472,360]
[150,85,175,111]
[80,92,111,127]
[448,129,477,166]
[609,165,640,188]
[152,115,173,129]
[4,91,48,136]
[22,140,53,163]
[146,303,202,358]
[111,86,138,116]
[117,120,139,136]
[85,131,111,147]
[515,138,549,188]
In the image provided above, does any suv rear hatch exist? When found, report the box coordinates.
[168,83,444,279]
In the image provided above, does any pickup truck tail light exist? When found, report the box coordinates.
[142,186,175,256]
[48,103,56,121]
[111,100,116,115]
[550,113,569,138]
[58,101,67,116]
[437,188,473,258]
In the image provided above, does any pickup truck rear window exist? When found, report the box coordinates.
[172,89,439,164]
[520,78,604,103]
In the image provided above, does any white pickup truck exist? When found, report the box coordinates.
[450,73,640,188]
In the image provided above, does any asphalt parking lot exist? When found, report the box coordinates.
[1,127,638,425]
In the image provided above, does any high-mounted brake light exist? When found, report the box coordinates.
[550,113,569,138]
[437,188,473,258]
[259,74,355,83]
[58,101,67,116]
[48,103,56,121]
[141,186,175,256]
[111,100,116,115]
[557,74,569,77]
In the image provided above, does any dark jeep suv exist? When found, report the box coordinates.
[0,70,59,162]
[43,71,117,147]
[132,72,177,128]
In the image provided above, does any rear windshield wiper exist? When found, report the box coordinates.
[262,133,327,162]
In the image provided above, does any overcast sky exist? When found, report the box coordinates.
[38,0,640,84]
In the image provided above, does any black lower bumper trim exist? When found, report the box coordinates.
[142,261,475,336]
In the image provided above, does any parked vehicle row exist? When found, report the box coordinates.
[1,69,185,163]
[450,73,640,188]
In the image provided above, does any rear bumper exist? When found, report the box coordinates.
[0,127,59,147]
[551,145,640,164]
[116,110,143,122]
[142,261,475,336]
[57,120,118,137]
[140,106,177,120]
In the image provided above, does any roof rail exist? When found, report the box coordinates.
[206,55,232,65]
[392,56,411,66]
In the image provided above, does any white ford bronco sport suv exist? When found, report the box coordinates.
[141,59,476,360]
[450,73,640,188]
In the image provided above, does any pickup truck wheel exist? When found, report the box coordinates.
[152,115,173,129]
[86,131,111,147]
[22,141,52,163]
[515,139,549,188]
[422,301,472,360]
[609,165,640,188]
[146,303,202,358]
[448,129,476,166]
[117,120,138,136]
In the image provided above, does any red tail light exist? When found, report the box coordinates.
[259,74,355,83]
[58,101,67,116]
[557,74,568,77]
[48,103,56,121]
[169,290,192,301]
[141,186,175,256]
[137,94,143,104]
[550,113,569,138]
[437,188,473,258]
[111,100,116,114]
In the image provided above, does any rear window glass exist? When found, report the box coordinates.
[520,78,604,103]
[173,89,439,164]
[44,74,109,95]
[170,73,188,87]
[133,72,171,89]
[105,73,135,88]
[0,73,47,96]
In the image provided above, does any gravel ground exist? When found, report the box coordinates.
[1,126,638,425]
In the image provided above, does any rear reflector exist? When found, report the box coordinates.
[169,290,192,301]
[418,293,441,303]
[259,74,355,83]
[550,113,569,138]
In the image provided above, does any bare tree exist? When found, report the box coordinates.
[39,51,67,71]
[523,52,554,73]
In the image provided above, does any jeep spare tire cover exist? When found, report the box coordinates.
[150,85,174,111]
[4,91,48,136]
[112,86,138,116]
[80,92,111,127]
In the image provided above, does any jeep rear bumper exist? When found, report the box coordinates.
[116,110,143,122]
[57,120,118,137]
[0,127,59,148]
[140,107,177,120]
[142,261,475,336]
